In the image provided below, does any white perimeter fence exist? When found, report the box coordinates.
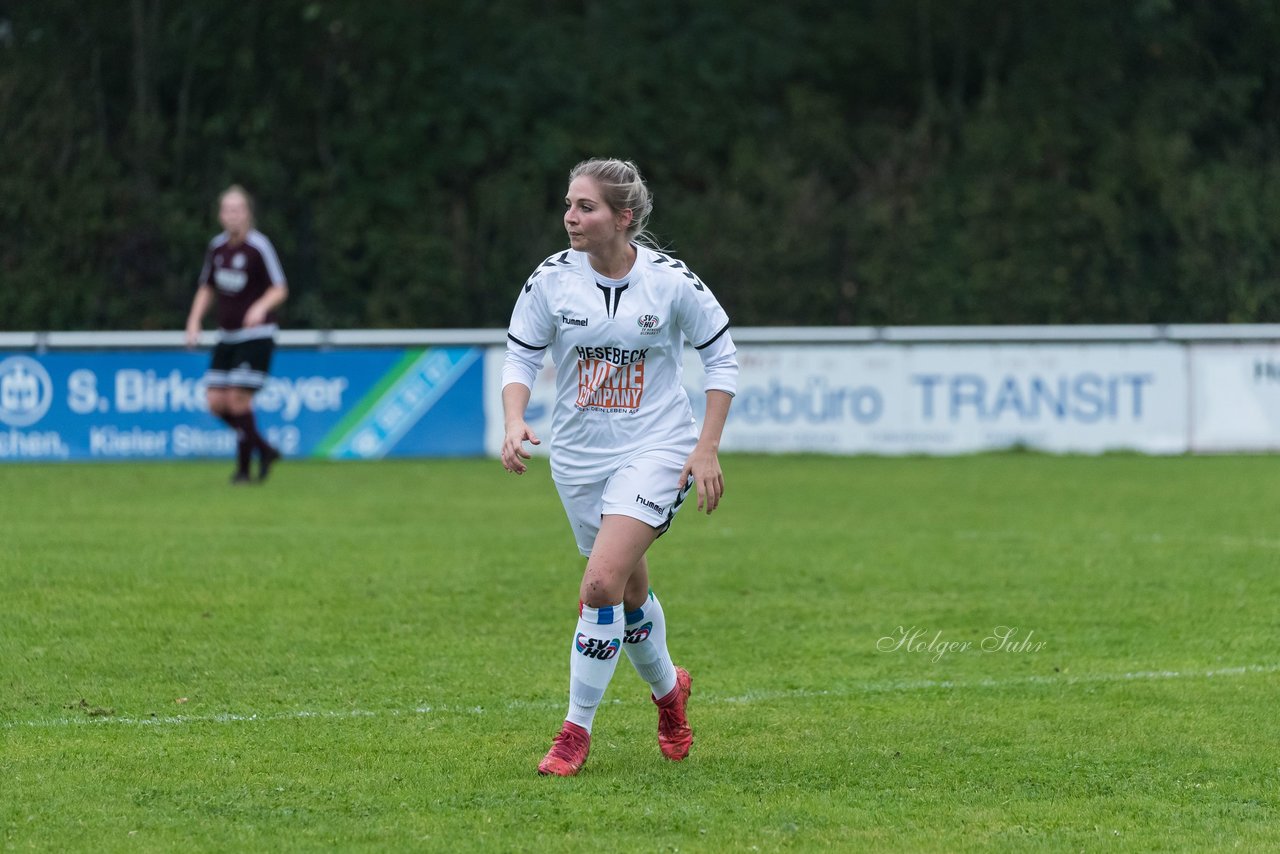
[2,325,1278,458]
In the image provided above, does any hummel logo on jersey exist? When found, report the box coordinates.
[561,314,588,327]
[636,494,665,513]
[575,634,620,660]
[624,621,654,644]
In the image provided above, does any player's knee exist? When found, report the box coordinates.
[228,390,254,414]
[579,586,617,609]
[579,569,623,607]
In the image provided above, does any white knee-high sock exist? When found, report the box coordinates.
[565,601,624,732]
[622,590,677,700]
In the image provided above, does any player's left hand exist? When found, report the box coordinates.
[679,443,724,514]
[501,420,541,475]
[244,304,268,328]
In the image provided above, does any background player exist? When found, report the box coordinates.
[501,159,738,776]
[184,185,288,483]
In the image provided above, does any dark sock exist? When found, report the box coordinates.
[216,412,248,475]
[226,412,268,476]
[236,435,252,475]
[233,411,271,451]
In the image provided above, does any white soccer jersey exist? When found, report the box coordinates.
[503,245,738,484]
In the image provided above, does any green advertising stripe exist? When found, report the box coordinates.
[310,348,426,457]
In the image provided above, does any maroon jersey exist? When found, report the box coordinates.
[197,229,287,340]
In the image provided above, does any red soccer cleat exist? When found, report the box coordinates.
[653,666,693,760]
[538,721,591,776]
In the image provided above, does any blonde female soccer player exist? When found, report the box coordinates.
[501,159,738,776]
[184,185,288,483]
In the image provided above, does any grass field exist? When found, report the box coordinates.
[3,453,1278,852]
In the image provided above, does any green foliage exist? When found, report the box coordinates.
[1,2,1278,330]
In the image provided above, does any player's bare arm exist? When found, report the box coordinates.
[185,284,215,348]
[243,283,289,328]
[680,389,733,514]
[500,382,541,474]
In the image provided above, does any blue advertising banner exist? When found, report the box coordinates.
[0,348,485,462]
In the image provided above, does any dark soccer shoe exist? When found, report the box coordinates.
[538,721,591,776]
[654,666,693,760]
[257,445,281,482]
[230,472,253,485]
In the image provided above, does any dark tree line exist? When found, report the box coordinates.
[2,0,1278,331]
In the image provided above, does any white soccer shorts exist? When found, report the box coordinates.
[554,448,694,557]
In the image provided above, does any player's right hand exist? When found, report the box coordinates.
[183,322,201,349]
[501,421,541,475]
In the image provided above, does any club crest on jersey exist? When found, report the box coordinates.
[575,634,620,660]
[231,252,246,269]
[637,314,661,334]
[624,621,654,644]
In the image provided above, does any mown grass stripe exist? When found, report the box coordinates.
[9,662,1276,730]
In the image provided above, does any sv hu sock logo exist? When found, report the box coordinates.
[624,621,654,644]
[575,634,621,660]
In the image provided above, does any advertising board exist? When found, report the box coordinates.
[0,348,485,461]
